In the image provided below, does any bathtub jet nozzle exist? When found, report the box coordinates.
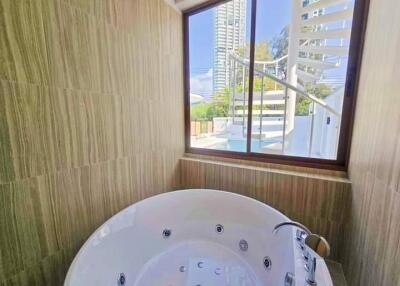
[117,273,126,286]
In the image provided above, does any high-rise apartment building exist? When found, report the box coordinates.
[213,0,247,93]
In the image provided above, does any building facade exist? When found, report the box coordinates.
[213,0,247,93]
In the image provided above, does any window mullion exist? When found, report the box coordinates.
[246,0,257,153]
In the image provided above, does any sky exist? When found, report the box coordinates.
[188,0,291,98]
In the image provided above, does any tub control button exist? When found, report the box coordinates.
[117,273,126,286]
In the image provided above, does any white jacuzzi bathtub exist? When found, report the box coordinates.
[64,189,333,286]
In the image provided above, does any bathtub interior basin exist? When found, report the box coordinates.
[64,189,333,286]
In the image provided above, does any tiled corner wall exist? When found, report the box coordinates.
[340,0,400,285]
[0,0,184,284]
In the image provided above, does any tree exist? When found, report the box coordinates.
[295,83,332,116]
[270,25,289,78]
[191,103,210,120]
[271,26,289,59]
[209,88,230,118]
[238,41,273,61]
[190,88,230,121]
[305,83,332,98]
[255,41,273,61]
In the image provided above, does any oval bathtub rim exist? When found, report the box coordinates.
[63,189,292,285]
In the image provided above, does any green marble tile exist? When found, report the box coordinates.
[0,247,76,286]
[0,92,15,183]
[0,178,58,281]
[0,0,184,284]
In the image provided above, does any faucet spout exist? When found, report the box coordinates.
[273,221,312,235]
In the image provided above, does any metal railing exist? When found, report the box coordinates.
[229,53,341,117]
[228,52,342,155]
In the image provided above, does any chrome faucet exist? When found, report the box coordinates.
[273,221,312,235]
[273,221,330,286]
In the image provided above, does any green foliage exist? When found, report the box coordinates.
[305,83,332,98]
[234,77,282,93]
[238,41,273,61]
[255,41,273,61]
[271,26,289,77]
[209,88,230,118]
[295,97,312,116]
[295,83,332,116]
[190,88,230,121]
[271,26,289,59]
[191,103,211,120]
[253,76,284,92]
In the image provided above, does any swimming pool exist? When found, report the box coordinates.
[211,140,262,152]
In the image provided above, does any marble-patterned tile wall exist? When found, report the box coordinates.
[341,0,400,285]
[180,157,352,261]
[0,0,184,284]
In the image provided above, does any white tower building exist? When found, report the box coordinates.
[213,0,247,93]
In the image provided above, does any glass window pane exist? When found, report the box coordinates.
[247,0,355,159]
[189,0,252,152]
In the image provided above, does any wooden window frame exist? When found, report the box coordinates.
[183,0,370,171]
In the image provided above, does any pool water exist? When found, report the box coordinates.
[211,140,262,152]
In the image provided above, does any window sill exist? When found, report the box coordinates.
[184,151,349,179]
